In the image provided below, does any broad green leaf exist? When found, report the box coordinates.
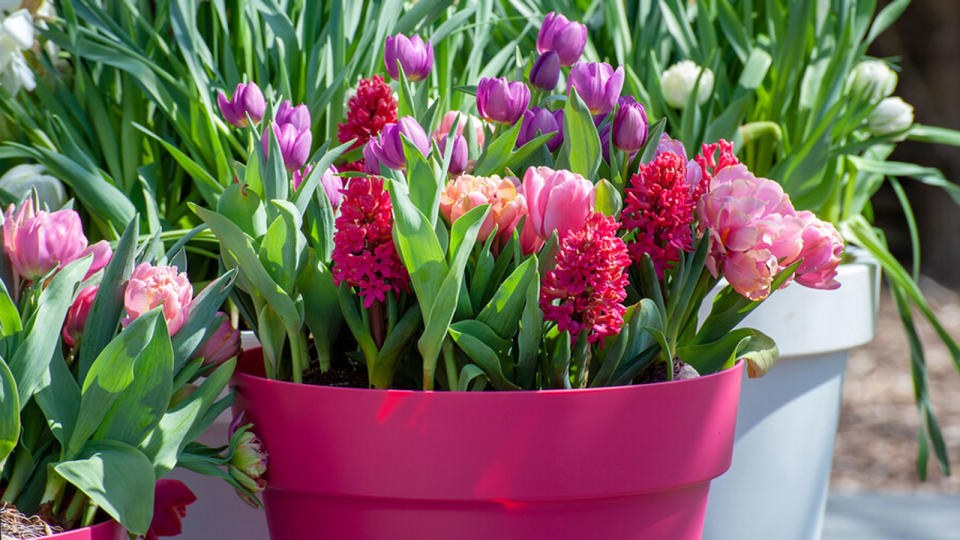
[33,347,79,447]
[298,258,342,372]
[217,183,267,239]
[594,179,623,217]
[54,440,155,535]
[170,271,236,373]
[516,275,542,389]
[388,180,447,304]
[0,355,18,464]
[476,256,536,340]
[448,328,520,391]
[556,87,601,179]
[0,278,21,336]
[472,120,523,177]
[678,328,778,377]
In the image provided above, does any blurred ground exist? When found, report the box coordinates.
[831,278,960,492]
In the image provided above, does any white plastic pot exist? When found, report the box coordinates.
[701,252,879,540]
[169,331,269,540]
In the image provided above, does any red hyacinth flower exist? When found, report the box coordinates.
[693,139,739,199]
[145,479,197,540]
[540,212,631,344]
[337,76,398,151]
[331,176,410,307]
[622,151,700,277]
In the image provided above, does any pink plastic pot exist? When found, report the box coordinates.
[233,350,742,540]
[43,521,124,539]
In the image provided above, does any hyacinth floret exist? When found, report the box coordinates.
[540,212,630,344]
[693,139,739,199]
[331,176,409,307]
[622,152,699,277]
[337,76,398,151]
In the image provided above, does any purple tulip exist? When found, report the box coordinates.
[517,107,564,152]
[275,100,311,131]
[363,142,382,175]
[536,12,587,66]
[217,82,266,127]
[529,51,560,92]
[568,62,625,115]
[262,122,312,172]
[476,77,530,125]
[370,116,430,170]
[438,133,468,175]
[612,96,648,153]
[384,33,434,82]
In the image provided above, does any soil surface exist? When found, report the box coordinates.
[831,277,960,493]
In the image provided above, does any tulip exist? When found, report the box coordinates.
[261,122,312,172]
[848,60,898,103]
[363,141,382,174]
[568,62,625,115]
[229,429,269,503]
[536,12,587,66]
[0,164,66,210]
[516,107,563,152]
[867,96,913,138]
[794,211,844,290]
[293,163,341,207]
[432,111,485,149]
[529,51,560,92]
[370,116,430,170]
[440,174,527,247]
[2,203,110,282]
[123,262,193,335]
[612,97,648,153]
[274,100,311,131]
[216,82,266,127]
[660,60,714,109]
[519,166,595,254]
[62,285,97,348]
[384,33,434,82]
[193,311,241,367]
[0,9,36,95]
[476,77,530,125]
[145,479,196,540]
[438,134,468,175]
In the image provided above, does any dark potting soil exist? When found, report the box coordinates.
[634,359,699,384]
[302,360,370,388]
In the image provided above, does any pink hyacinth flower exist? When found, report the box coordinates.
[519,166,595,254]
[123,262,194,335]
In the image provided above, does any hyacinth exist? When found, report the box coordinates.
[337,76,398,151]
[622,152,702,276]
[331,176,410,307]
[540,212,631,344]
[694,139,740,195]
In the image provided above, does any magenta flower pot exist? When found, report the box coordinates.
[43,521,124,539]
[233,350,743,540]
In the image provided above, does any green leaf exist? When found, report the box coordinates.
[516,275,542,389]
[388,180,448,305]
[217,183,267,239]
[457,363,488,391]
[33,347,79,447]
[0,355,18,464]
[170,271,236,373]
[447,328,520,391]
[594,179,623,217]
[472,120,523,177]
[0,278,21,336]
[54,440,155,535]
[476,256,536,340]
[556,87,601,179]
[298,258,342,372]
[11,256,91,408]
[679,327,778,377]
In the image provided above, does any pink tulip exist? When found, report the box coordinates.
[698,165,804,300]
[193,311,241,367]
[794,211,844,289]
[433,111,486,149]
[3,202,111,282]
[519,166,595,254]
[440,174,527,247]
[62,285,98,347]
[123,262,193,335]
[145,479,197,540]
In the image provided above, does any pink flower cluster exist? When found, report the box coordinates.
[331,176,410,307]
[698,164,843,300]
[540,212,631,344]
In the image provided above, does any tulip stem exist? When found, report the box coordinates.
[443,337,457,391]
[81,501,99,528]
[63,491,88,528]
[1,449,32,504]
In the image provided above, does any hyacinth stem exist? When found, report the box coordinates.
[369,300,386,349]
[289,329,306,384]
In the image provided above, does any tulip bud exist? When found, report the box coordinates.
[62,285,97,348]
[4,204,88,281]
[123,262,193,335]
[848,60,898,103]
[229,430,268,496]
[476,77,531,125]
[384,33,434,82]
[438,134,468,175]
[612,97,648,153]
[529,51,560,92]
[516,107,563,152]
[217,82,266,127]
[866,96,914,138]
[274,100,311,131]
[432,111,486,149]
[536,12,587,66]
[146,480,196,540]
[370,116,430,170]
[568,62,625,115]
[363,141,382,175]
[660,60,713,109]
[261,122,312,172]
[193,311,241,367]
[519,166,595,254]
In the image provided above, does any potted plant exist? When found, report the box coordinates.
[0,199,260,538]
[194,12,846,538]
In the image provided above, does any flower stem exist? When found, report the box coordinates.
[369,299,386,349]
[0,450,33,504]
[80,500,99,528]
[63,491,88,528]
[443,338,457,391]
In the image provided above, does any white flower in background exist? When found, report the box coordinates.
[0,7,36,94]
[660,60,713,109]
[0,163,66,209]
[848,60,898,103]
[867,96,914,139]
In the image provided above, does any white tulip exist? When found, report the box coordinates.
[848,60,898,103]
[660,60,713,109]
[0,9,36,94]
[867,97,914,139]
